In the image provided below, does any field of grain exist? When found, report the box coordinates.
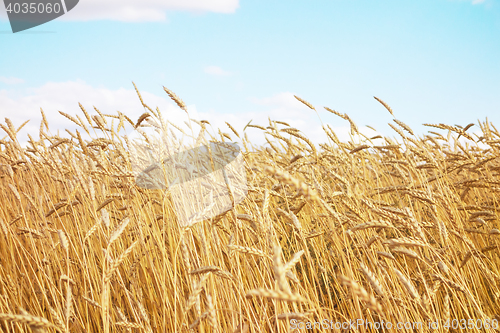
[0,87,499,332]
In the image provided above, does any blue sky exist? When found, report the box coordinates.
[1,0,499,145]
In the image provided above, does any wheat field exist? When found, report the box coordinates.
[0,86,499,332]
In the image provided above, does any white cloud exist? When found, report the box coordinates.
[0,83,377,154]
[253,92,382,145]
[449,0,488,5]
[0,77,24,85]
[251,92,311,110]
[204,66,233,77]
[249,92,322,141]
[0,80,190,143]
[59,0,239,22]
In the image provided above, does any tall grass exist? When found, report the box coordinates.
[0,88,499,332]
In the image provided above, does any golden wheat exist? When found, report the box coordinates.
[1,89,499,332]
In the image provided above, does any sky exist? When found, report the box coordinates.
[1,0,499,147]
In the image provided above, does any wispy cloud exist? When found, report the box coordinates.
[249,92,379,144]
[204,65,233,77]
[58,0,239,22]
[450,0,487,5]
[0,76,24,85]
[251,92,309,110]
[0,82,378,151]
[0,80,190,143]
